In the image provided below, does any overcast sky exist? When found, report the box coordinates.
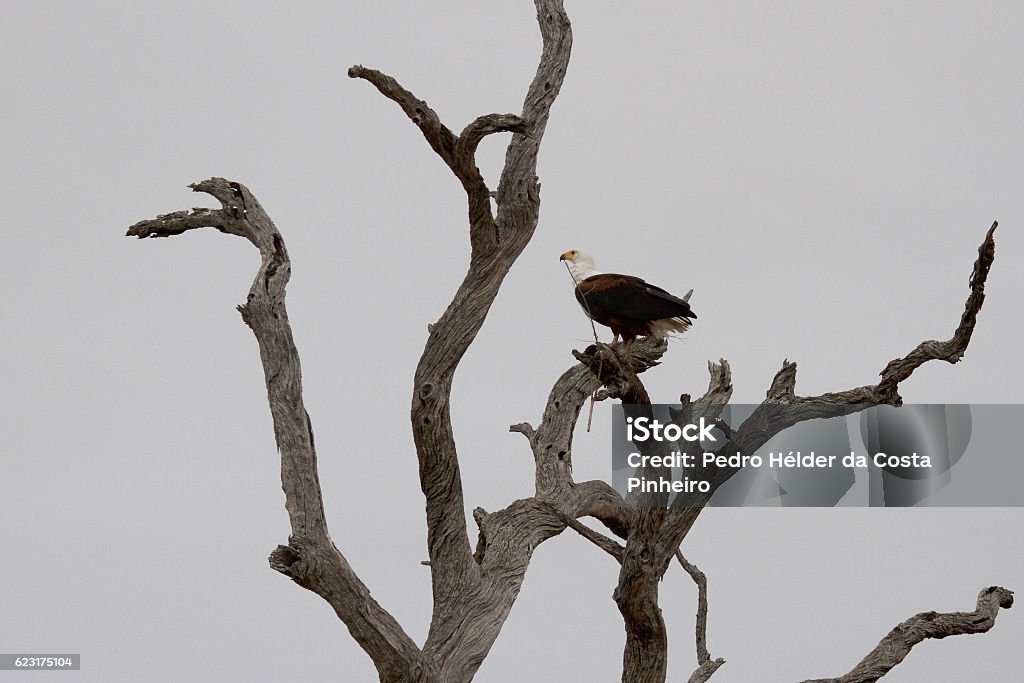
[2,1,1022,681]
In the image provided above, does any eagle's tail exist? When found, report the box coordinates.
[649,316,692,339]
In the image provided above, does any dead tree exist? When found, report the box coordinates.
[126,2,1011,681]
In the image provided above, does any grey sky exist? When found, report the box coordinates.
[2,1,1022,681]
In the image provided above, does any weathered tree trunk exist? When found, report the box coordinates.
[616,515,669,682]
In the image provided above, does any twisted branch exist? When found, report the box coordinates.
[801,586,1013,683]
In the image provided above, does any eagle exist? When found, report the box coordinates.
[560,250,696,350]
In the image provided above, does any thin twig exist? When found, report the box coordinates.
[676,550,725,683]
[676,550,711,664]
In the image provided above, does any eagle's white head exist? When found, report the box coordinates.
[560,249,601,284]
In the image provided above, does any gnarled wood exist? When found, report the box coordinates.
[350,2,572,680]
[128,178,430,682]
[650,222,1000,572]
[127,4,1008,681]
[570,223,1002,683]
[801,586,1013,683]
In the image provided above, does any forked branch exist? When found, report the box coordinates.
[349,3,573,680]
[654,222,1000,569]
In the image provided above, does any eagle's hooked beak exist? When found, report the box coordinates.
[559,251,573,262]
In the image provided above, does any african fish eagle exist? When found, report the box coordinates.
[560,250,696,347]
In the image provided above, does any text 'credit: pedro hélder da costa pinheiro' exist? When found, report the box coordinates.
[623,416,932,494]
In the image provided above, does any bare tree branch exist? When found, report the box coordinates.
[573,341,660,405]
[456,113,530,171]
[688,659,727,683]
[508,422,536,441]
[473,337,669,580]
[351,4,579,680]
[554,506,625,562]
[801,586,1014,683]
[346,65,459,169]
[529,337,666,495]
[696,359,733,406]
[346,72,529,258]
[347,66,512,253]
[575,343,674,682]
[674,550,728,683]
[739,223,998,449]
[652,221,1000,570]
[126,207,225,238]
[675,551,712,665]
[345,69,526,191]
[875,221,998,399]
[128,178,430,682]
